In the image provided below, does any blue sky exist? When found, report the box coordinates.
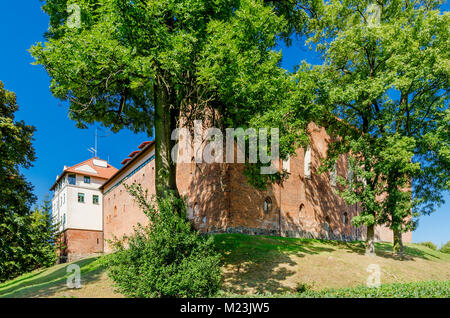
[0,2,448,247]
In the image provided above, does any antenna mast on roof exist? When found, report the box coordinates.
[87,128,98,158]
[95,128,98,157]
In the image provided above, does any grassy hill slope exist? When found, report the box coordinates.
[1,234,449,298]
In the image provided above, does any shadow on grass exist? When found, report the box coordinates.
[0,257,104,298]
[335,240,442,261]
[0,269,48,290]
[213,233,447,294]
[213,234,336,294]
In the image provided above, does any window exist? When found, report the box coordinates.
[330,162,337,187]
[78,193,85,203]
[263,197,272,214]
[299,204,305,218]
[304,146,311,179]
[84,176,91,184]
[324,216,331,233]
[347,157,354,183]
[193,203,199,216]
[343,212,348,225]
[63,214,66,225]
[282,155,290,173]
[68,174,76,185]
[93,195,99,205]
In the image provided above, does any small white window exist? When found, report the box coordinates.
[343,212,348,225]
[324,216,330,233]
[282,155,290,173]
[304,146,311,178]
[330,162,337,187]
[347,157,354,182]
[263,197,272,214]
[193,203,199,216]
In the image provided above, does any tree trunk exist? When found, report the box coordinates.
[154,82,179,199]
[393,229,404,259]
[365,224,376,256]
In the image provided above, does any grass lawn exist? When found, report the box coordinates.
[0,256,122,298]
[213,234,450,295]
[1,233,449,298]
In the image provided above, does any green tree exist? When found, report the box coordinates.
[440,241,450,254]
[27,197,60,269]
[0,82,57,281]
[31,0,297,197]
[303,0,449,256]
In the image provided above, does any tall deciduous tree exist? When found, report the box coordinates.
[31,0,298,197]
[305,0,449,256]
[0,81,57,281]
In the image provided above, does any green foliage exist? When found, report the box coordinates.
[104,184,222,298]
[31,0,299,194]
[300,0,449,248]
[0,197,59,282]
[0,82,58,282]
[440,241,450,254]
[298,281,450,298]
[417,241,438,251]
[295,281,314,294]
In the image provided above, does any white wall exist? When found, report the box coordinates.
[52,173,104,232]
[66,186,103,231]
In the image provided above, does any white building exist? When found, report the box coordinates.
[51,157,117,262]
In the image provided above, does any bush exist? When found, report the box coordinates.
[417,241,437,250]
[295,282,314,294]
[298,280,450,298]
[104,185,222,298]
[440,241,450,254]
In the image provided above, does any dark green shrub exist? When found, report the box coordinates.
[417,241,437,250]
[295,282,314,294]
[440,241,450,254]
[104,185,222,298]
[298,280,450,298]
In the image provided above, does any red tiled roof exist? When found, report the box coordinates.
[128,150,141,158]
[138,141,152,149]
[121,158,132,165]
[100,140,155,190]
[50,158,118,190]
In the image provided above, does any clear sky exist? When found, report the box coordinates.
[0,2,448,247]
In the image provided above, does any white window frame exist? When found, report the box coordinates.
[282,155,290,173]
[304,146,311,179]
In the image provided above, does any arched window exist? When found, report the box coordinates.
[299,204,305,218]
[343,212,348,225]
[193,203,199,216]
[330,162,337,187]
[324,216,330,233]
[263,197,272,214]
